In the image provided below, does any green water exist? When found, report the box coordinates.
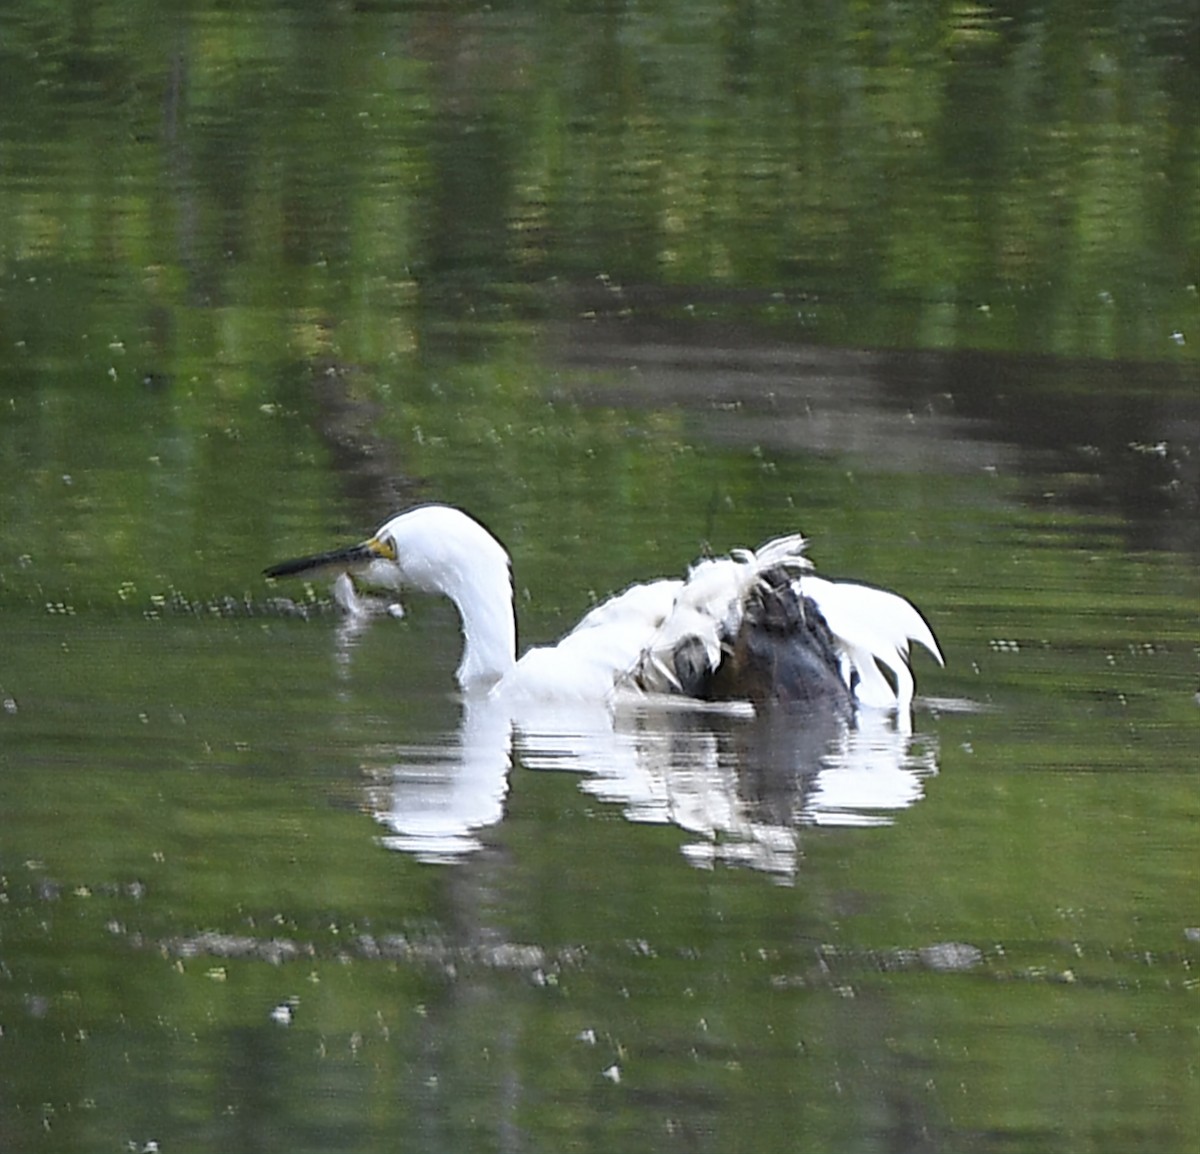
[1,3,1197,1152]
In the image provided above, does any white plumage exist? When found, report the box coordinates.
[265,503,943,715]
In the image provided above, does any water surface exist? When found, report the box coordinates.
[1,3,1197,1152]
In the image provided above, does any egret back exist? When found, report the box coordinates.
[500,579,681,700]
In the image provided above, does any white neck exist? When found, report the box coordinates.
[446,556,518,690]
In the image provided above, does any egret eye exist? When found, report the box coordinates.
[367,533,398,562]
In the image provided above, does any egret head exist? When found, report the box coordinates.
[264,505,518,687]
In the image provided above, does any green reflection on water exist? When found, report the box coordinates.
[1,0,1196,365]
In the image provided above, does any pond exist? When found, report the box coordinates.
[1,3,1197,1153]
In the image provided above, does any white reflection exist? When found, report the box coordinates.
[366,687,938,879]
[373,694,512,863]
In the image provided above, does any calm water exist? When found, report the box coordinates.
[1,3,1197,1153]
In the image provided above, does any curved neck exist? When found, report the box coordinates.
[417,535,511,686]
[445,555,517,691]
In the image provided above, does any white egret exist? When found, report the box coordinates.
[264,504,942,714]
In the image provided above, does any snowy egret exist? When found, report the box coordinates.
[264,504,942,713]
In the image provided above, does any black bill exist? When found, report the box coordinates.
[264,535,395,580]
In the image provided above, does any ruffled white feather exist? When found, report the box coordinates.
[628,533,811,695]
